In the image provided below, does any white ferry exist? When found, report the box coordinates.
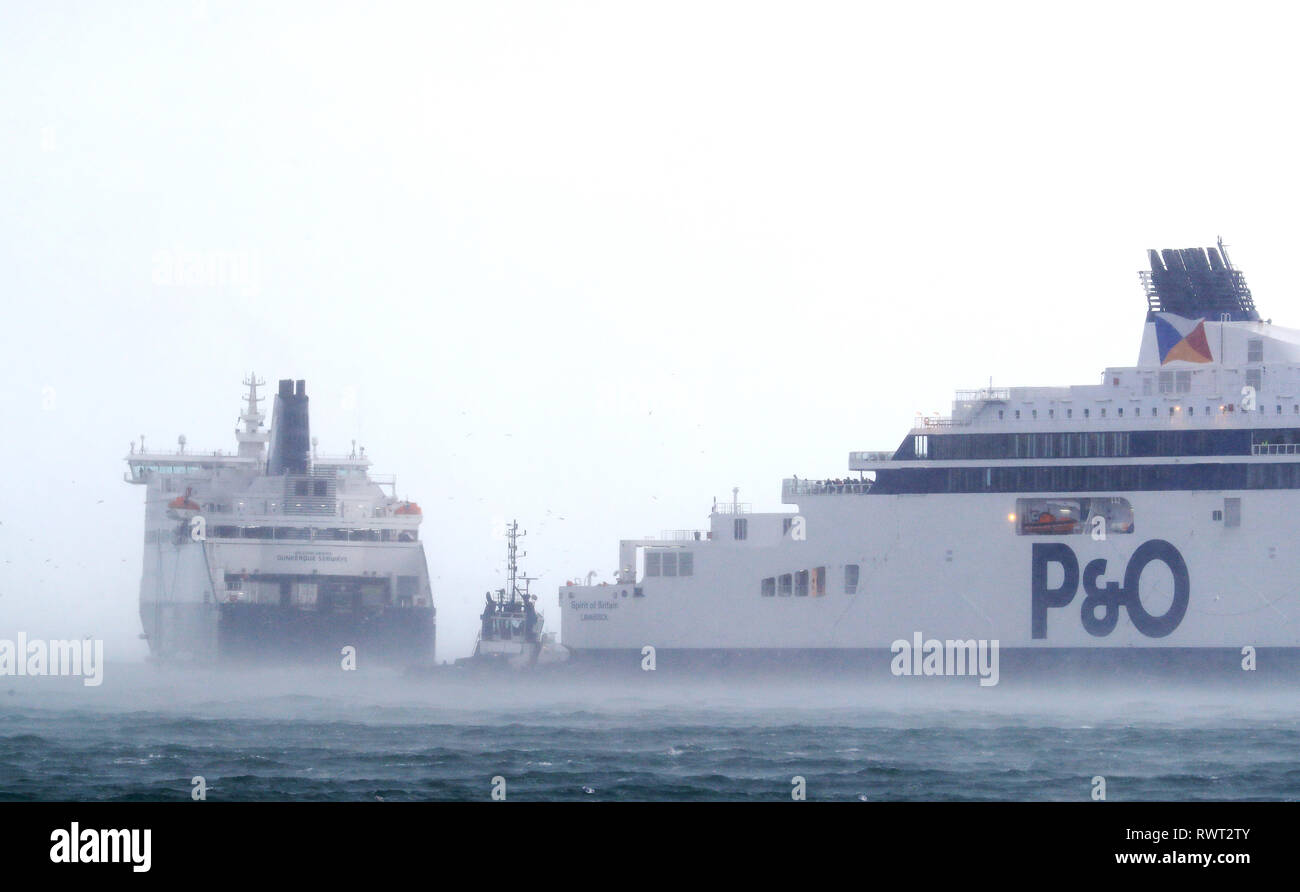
[125,377,435,664]
[559,243,1300,676]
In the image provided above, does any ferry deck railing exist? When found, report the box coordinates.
[783,478,872,497]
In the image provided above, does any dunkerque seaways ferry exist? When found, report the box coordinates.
[559,243,1300,676]
[125,377,435,665]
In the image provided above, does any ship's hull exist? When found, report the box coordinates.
[139,600,435,665]
[561,646,1300,682]
[559,489,1300,680]
[139,533,436,665]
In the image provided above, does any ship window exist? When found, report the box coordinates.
[313,480,327,496]
[1246,369,1262,392]
[1248,339,1263,362]
[761,577,776,597]
[795,570,809,597]
[914,435,928,457]
[1143,376,1154,396]
[1278,405,1283,415]
[1117,408,1123,417]
[1014,410,1020,420]
[733,518,748,540]
[782,517,793,535]
[294,480,308,496]
[844,564,859,594]
[1032,410,1037,420]
[678,552,693,576]
[1100,409,1106,418]
[1014,497,1134,536]
[1176,370,1191,393]
[998,410,1004,420]
[1159,371,1174,394]
[1067,409,1072,418]
[778,574,793,597]
[1212,510,1223,521]
[662,552,678,577]
[1048,409,1054,419]
[811,567,826,596]
[1224,498,1242,528]
[645,552,661,576]
[1083,409,1090,418]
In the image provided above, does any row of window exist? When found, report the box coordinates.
[644,551,695,577]
[909,428,1300,461]
[996,401,1293,422]
[291,479,333,497]
[918,432,1134,460]
[760,566,852,597]
[873,462,1300,494]
[208,526,417,542]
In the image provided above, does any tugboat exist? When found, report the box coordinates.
[460,520,568,670]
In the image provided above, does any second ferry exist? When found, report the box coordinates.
[560,243,1300,674]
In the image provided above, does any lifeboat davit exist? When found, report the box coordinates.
[167,487,201,518]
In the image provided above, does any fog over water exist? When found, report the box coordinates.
[3,666,1297,800]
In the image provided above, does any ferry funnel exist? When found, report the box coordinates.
[267,378,310,475]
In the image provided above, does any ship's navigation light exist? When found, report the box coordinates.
[1007,513,1017,523]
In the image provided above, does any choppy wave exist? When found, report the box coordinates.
[0,663,1296,801]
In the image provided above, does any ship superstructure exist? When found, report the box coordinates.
[126,377,435,664]
[559,244,1300,672]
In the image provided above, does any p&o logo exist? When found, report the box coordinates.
[1031,539,1189,638]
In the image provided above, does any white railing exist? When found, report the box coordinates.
[1252,443,1300,455]
[954,388,1010,402]
[313,453,372,464]
[711,503,751,515]
[849,450,894,463]
[783,478,872,496]
[661,529,710,541]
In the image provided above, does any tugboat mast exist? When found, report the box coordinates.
[499,520,535,607]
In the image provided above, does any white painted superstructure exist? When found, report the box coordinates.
[125,376,435,663]
[559,245,1300,666]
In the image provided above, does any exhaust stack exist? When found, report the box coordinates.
[267,379,310,475]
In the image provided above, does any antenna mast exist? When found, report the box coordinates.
[236,372,270,459]
[503,520,529,606]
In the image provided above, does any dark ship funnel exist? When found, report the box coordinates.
[267,379,310,475]
[1142,240,1260,322]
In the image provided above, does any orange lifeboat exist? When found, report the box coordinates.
[1025,511,1076,534]
[394,501,422,516]
[167,487,201,516]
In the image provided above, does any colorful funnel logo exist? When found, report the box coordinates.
[1154,313,1213,364]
